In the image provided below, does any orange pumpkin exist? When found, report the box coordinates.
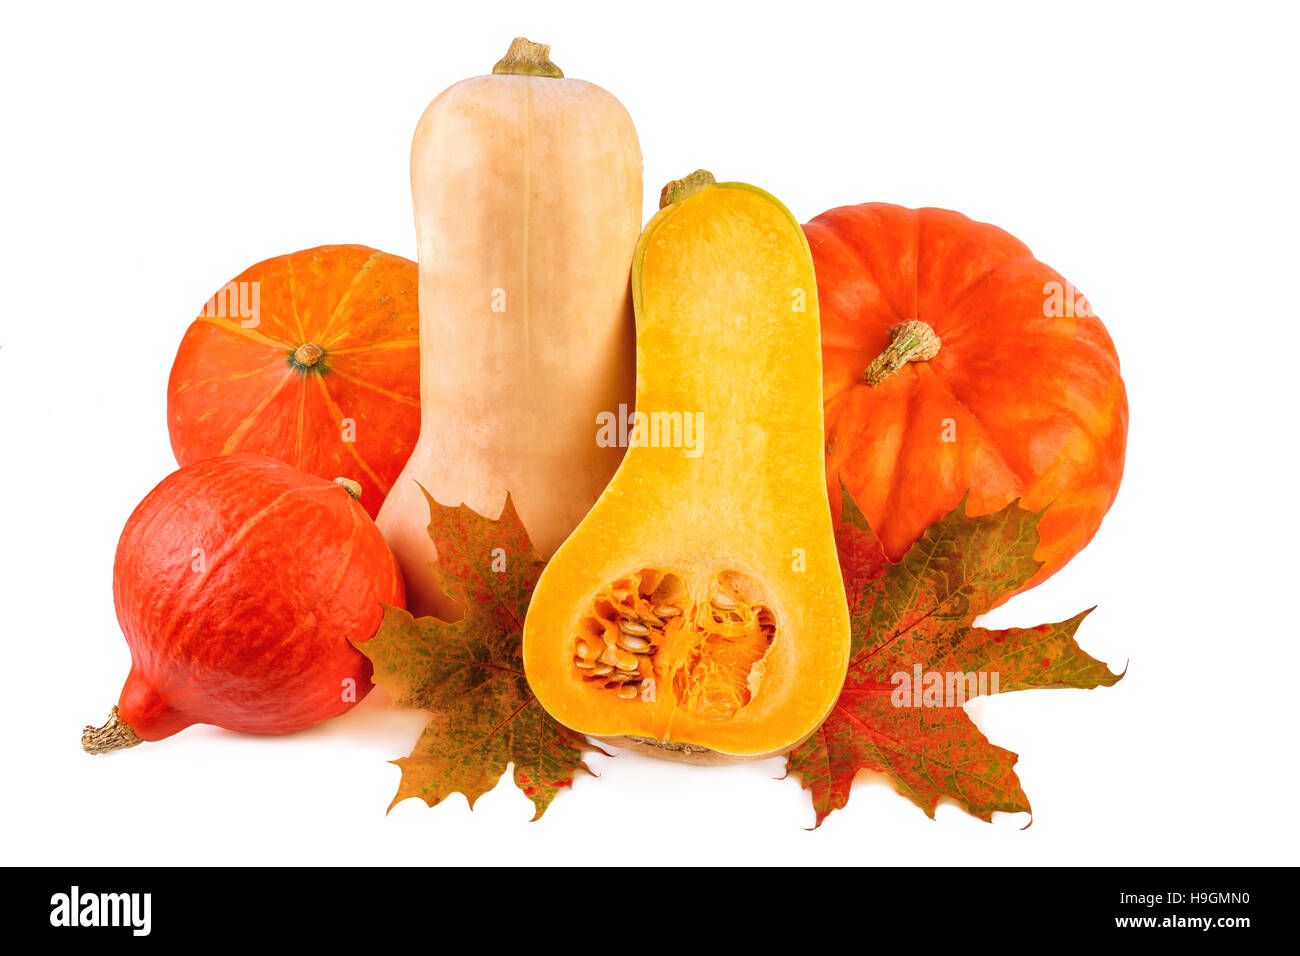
[805,203,1128,596]
[167,245,420,518]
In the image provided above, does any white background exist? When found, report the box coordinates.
[2,0,1297,866]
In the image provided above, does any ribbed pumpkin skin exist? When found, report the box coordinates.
[806,204,1128,596]
[111,455,405,740]
[167,245,420,518]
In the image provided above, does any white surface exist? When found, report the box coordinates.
[2,0,1297,866]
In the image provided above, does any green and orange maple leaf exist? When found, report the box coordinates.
[354,487,598,820]
[787,489,1124,826]
[356,481,1121,826]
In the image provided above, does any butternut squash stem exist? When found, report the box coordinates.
[659,170,716,209]
[492,37,563,77]
[863,320,941,386]
[82,706,143,754]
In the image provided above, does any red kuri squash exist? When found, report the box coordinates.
[805,203,1128,596]
[82,455,405,752]
[167,245,420,518]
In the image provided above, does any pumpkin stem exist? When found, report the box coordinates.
[863,320,941,386]
[659,170,717,209]
[333,477,363,500]
[291,342,325,370]
[492,37,564,78]
[82,706,143,755]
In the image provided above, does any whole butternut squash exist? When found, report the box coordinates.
[377,38,642,618]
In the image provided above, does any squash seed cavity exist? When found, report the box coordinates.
[573,568,776,720]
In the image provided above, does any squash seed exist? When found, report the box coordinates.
[591,664,614,676]
[653,605,681,618]
[711,592,738,610]
[617,634,651,653]
[618,619,650,636]
[616,685,639,700]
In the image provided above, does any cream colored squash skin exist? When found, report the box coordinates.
[377,39,642,618]
[523,173,851,761]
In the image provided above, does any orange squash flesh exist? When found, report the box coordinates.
[523,176,850,759]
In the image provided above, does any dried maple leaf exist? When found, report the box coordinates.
[788,489,1123,826]
[354,487,598,820]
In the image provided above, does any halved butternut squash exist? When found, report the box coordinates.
[522,172,850,760]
